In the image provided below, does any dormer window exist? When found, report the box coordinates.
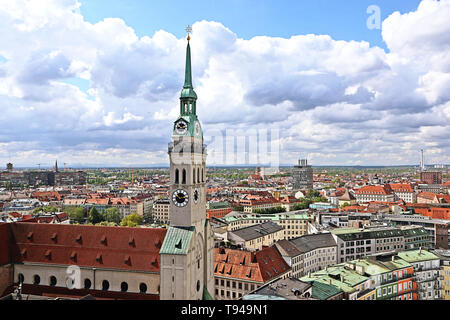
[75,235,82,243]
[51,233,57,242]
[70,251,77,261]
[27,232,33,241]
[44,250,51,259]
[100,235,107,245]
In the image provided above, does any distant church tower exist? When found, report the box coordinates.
[159,27,214,300]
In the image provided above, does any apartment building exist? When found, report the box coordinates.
[227,221,284,251]
[389,183,416,203]
[300,253,418,300]
[398,250,442,300]
[354,185,395,204]
[332,227,405,263]
[276,233,337,278]
[213,247,291,300]
[223,211,314,240]
[152,198,170,224]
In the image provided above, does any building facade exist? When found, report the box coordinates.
[292,159,313,190]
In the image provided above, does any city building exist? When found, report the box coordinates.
[332,226,406,263]
[431,249,450,300]
[389,183,416,203]
[292,159,313,190]
[227,221,284,251]
[223,211,314,240]
[213,246,291,300]
[275,233,337,278]
[397,249,442,300]
[354,185,395,204]
[206,201,232,219]
[420,171,443,185]
[152,198,170,224]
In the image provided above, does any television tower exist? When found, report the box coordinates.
[420,149,425,172]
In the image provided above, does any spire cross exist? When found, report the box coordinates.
[186,25,192,40]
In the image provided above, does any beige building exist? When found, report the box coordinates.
[223,211,314,240]
[153,198,170,224]
[227,221,284,251]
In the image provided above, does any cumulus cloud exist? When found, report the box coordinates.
[0,0,449,166]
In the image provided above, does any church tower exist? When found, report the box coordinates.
[160,27,214,300]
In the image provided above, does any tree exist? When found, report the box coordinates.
[103,207,121,224]
[120,213,143,227]
[88,207,103,224]
[68,207,86,224]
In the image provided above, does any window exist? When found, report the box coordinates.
[175,169,179,184]
[182,169,186,184]
[33,275,40,285]
[49,276,57,286]
[121,282,128,292]
[102,280,110,291]
[18,273,24,283]
[139,283,147,294]
[197,280,201,292]
[84,279,92,290]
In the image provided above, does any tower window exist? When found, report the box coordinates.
[182,169,186,184]
[18,273,24,284]
[193,168,196,184]
[121,282,128,292]
[175,169,179,184]
[33,275,40,285]
[197,168,200,183]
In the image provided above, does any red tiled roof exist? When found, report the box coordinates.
[389,183,413,193]
[214,246,290,283]
[436,194,450,204]
[417,191,438,201]
[8,222,167,272]
[355,185,392,195]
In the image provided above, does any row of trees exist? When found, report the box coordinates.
[66,206,143,227]
[253,206,286,214]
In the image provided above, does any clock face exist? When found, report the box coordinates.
[172,189,189,207]
[193,188,199,203]
[175,120,188,135]
[194,122,201,137]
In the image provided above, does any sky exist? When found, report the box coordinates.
[0,0,449,168]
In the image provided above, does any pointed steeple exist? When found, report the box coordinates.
[180,26,197,115]
[55,160,58,173]
[183,41,193,89]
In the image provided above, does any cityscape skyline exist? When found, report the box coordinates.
[0,0,449,167]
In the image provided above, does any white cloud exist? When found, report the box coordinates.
[0,0,448,166]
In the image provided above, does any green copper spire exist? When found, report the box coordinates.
[180,27,197,114]
[183,41,193,89]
